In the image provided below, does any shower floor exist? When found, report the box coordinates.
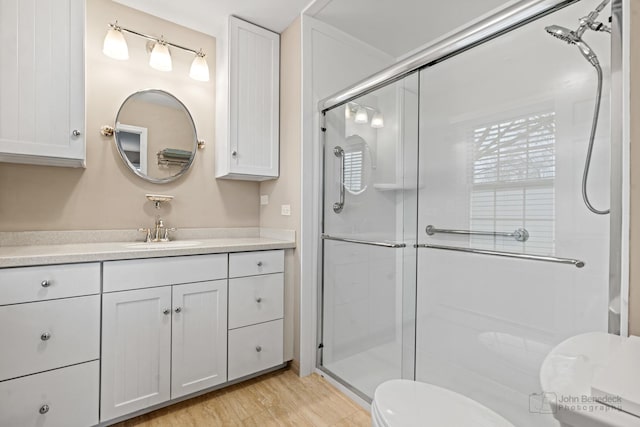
[322,341,402,399]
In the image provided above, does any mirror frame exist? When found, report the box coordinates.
[113,89,198,184]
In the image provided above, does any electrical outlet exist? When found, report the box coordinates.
[260,195,269,205]
[281,204,291,216]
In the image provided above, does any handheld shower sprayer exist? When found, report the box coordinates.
[544,0,611,215]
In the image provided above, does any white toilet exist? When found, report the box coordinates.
[540,332,640,427]
[371,379,515,427]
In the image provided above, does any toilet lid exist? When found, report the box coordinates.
[373,380,514,427]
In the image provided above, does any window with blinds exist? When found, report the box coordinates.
[469,111,556,254]
[343,149,364,193]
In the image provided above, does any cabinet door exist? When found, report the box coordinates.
[171,280,228,398]
[0,0,85,167]
[101,287,172,422]
[226,16,280,179]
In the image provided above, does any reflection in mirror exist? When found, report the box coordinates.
[342,135,370,195]
[114,89,197,183]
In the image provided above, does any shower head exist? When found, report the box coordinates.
[545,25,600,67]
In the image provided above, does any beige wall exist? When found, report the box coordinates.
[0,0,259,231]
[260,17,302,365]
[629,2,640,335]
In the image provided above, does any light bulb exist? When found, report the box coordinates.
[149,42,172,72]
[345,105,352,119]
[371,112,384,128]
[103,26,129,60]
[354,106,368,124]
[189,52,210,82]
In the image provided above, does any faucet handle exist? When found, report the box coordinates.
[162,227,177,242]
[138,228,152,242]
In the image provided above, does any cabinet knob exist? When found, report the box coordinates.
[255,345,262,353]
[72,129,81,137]
[163,309,171,315]
[257,261,263,267]
[40,332,51,341]
[231,150,238,157]
[39,404,50,414]
[41,280,51,288]
[255,297,262,303]
[174,307,182,313]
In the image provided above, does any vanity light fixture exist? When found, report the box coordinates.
[102,21,210,82]
[371,111,385,129]
[102,23,129,60]
[189,50,210,82]
[149,39,172,72]
[354,106,369,124]
[345,102,384,129]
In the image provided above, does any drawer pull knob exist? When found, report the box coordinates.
[41,280,51,288]
[39,404,50,414]
[256,297,262,303]
[256,345,262,352]
[257,261,263,267]
[163,309,171,315]
[174,307,182,313]
[40,332,51,341]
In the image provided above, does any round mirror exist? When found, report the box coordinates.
[114,89,197,183]
[342,135,371,195]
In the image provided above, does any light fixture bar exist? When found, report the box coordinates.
[108,23,202,56]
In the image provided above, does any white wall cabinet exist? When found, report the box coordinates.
[216,16,280,181]
[0,0,85,167]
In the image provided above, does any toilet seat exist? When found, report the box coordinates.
[372,380,514,427]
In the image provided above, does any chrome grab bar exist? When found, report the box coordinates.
[333,146,345,213]
[416,244,585,268]
[322,234,406,248]
[426,225,530,242]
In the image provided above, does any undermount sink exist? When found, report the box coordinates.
[123,241,202,249]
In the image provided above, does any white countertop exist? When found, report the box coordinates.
[0,228,296,268]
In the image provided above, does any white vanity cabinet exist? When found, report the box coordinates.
[216,16,280,181]
[100,254,228,422]
[0,263,100,427]
[0,0,85,167]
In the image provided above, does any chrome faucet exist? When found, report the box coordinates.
[139,217,177,242]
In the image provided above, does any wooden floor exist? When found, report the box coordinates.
[114,369,371,427]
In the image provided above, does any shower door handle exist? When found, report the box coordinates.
[333,146,345,213]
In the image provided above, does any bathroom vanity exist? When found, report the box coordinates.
[0,231,294,426]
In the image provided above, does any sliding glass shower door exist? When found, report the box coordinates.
[319,73,419,399]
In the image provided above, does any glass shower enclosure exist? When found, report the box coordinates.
[320,74,419,398]
[318,1,614,426]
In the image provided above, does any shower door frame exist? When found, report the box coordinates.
[313,0,626,398]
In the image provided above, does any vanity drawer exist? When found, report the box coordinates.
[0,263,100,306]
[0,295,100,381]
[0,361,99,427]
[103,254,227,292]
[229,250,284,278]
[228,319,283,381]
[229,273,284,329]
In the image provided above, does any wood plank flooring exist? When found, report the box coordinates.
[113,369,371,427]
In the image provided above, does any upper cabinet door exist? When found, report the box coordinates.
[0,0,85,167]
[216,16,279,181]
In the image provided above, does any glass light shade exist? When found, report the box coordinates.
[149,43,172,72]
[354,106,368,124]
[371,112,385,128]
[189,54,210,82]
[345,105,352,119]
[103,27,129,60]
